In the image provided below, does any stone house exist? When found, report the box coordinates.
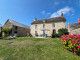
[0,27,1,33]
[30,14,66,37]
[68,18,80,34]
[0,25,1,33]
[3,19,30,36]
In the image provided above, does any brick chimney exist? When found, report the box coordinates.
[61,12,64,17]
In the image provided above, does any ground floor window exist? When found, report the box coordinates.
[35,31,38,36]
[52,29,56,34]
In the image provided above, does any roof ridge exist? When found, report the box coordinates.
[8,19,29,28]
[31,16,66,24]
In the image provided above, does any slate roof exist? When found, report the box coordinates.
[31,16,66,24]
[6,19,30,29]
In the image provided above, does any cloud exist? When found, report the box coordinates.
[41,10,46,15]
[54,2,59,5]
[50,6,73,18]
[41,10,51,15]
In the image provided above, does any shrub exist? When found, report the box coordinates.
[51,33,59,38]
[58,28,69,37]
[60,34,80,55]
[0,32,2,38]
[2,28,11,37]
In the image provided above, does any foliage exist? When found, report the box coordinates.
[2,28,11,36]
[61,34,80,55]
[51,33,59,38]
[58,28,69,36]
[51,29,59,38]
[0,32,2,37]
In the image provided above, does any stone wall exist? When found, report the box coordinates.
[3,21,13,29]
[3,21,30,36]
[0,27,1,33]
[30,22,66,37]
[55,22,66,33]
[17,27,30,36]
[70,28,80,34]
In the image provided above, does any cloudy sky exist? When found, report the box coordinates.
[0,0,80,26]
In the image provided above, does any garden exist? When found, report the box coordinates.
[0,28,80,60]
[60,34,80,56]
[0,37,80,60]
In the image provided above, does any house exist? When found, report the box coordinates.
[30,13,66,37]
[68,18,80,34]
[3,19,30,36]
[0,27,1,33]
[0,24,1,33]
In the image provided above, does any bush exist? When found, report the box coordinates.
[0,32,2,38]
[52,28,69,38]
[58,28,69,37]
[2,28,11,37]
[60,34,80,55]
[51,33,59,38]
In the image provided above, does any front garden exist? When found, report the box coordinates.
[61,34,80,56]
[0,37,80,60]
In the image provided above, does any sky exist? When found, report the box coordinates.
[0,0,80,26]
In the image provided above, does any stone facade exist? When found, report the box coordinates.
[31,16,66,37]
[0,27,1,33]
[70,28,80,34]
[0,27,1,37]
[67,18,80,34]
[3,20,30,36]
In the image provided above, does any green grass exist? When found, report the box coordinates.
[0,37,80,60]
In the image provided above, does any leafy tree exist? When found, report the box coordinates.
[58,28,69,36]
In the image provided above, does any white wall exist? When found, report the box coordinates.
[55,22,66,33]
[30,22,66,37]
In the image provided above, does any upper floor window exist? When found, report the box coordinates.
[35,25,37,29]
[43,24,45,28]
[52,23,55,27]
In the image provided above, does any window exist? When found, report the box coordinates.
[15,26,18,30]
[14,31,17,34]
[35,31,38,36]
[43,24,45,28]
[52,29,56,34]
[43,23,46,37]
[35,25,37,29]
[52,23,55,27]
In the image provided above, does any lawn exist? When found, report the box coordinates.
[0,37,80,60]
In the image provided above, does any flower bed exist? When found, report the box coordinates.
[60,34,80,55]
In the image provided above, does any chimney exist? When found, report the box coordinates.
[61,12,64,17]
[33,18,37,21]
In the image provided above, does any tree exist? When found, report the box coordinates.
[2,28,11,37]
[58,28,69,36]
